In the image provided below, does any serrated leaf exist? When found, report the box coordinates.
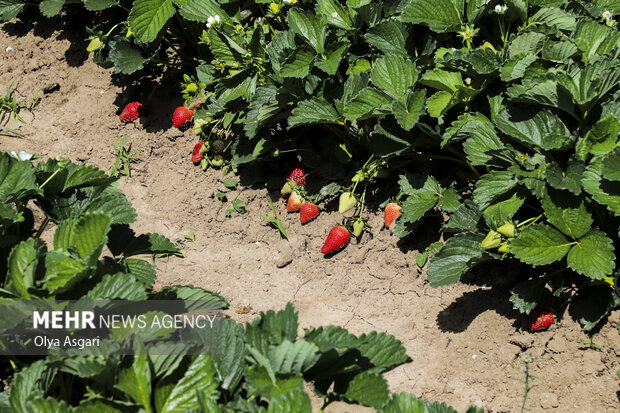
[125,258,157,287]
[428,233,487,287]
[400,0,463,32]
[392,89,426,131]
[43,251,89,293]
[581,114,620,156]
[495,107,569,150]
[114,355,151,411]
[315,41,349,75]
[288,8,326,54]
[6,238,38,297]
[245,303,298,355]
[542,39,578,62]
[380,392,427,413]
[462,121,505,166]
[602,148,620,180]
[541,190,593,239]
[473,171,518,210]
[546,158,584,195]
[510,277,548,315]
[511,224,571,266]
[289,99,340,128]
[178,0,225,22]
[213,318,246,391]
[39,0,64,17]
[85,273,148,300]
[440,48,501,76]
[83,0,117,11]
[341,371,390,409]
[0,152,37,203]
[268,339,320,374]
[357,331,411,372]
[530,7,576,30]
[420,69,463,93]
[108,38,150,74]
[128,0,175,44]
[501,54,538,82]
[9,360,46,413]
[443,200,482,233]
[508,31,545,59]
[72,212,111,259]
[567,230,615,279]
[280,47,315,78]
[582,157,620,215]
[483,192,525,229]
[317,0,352,29]
[364,19,408,55]
[0,0,26,20]
[267,389,312,413]
[343,88,392,121]
[371,55,419,102]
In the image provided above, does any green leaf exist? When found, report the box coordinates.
[0,0,26,20]
[266,389,312,413]
[582,157,620,215]
[317,0,353,29]
[0,152,37,203]
[27,396,71,413]
[178,0,225,22]
[501,54,537,82]
[108,38,150,74]
[437,188,461,212]
[602,148,620,181]
[400,0,464,32]
[357,331,411,372]
[546,158,584,195]
[343,88,392,121]
[494,107,570,150]
[473,171,518,210]
[213,319,246,391]
[288,99,340,128]
[83,0,117,11]
[63,165,113,191]
[462,121,505,166]
[245,303,298,355]
[541,190,593,239]
[364,19,408,55]
[580,115,620,157]
[542,39,578,62]
[85,273,148,300]
[371,55,419,102]
[154,356,219,413]
[39,0,64,17]
[510,277,549,315]
[288,8,327,54]
[9,360,47,413]
[125,258,157,287]
[567,230,616,279]
[6,238,38,297]
[573,20,618,63]
[128,0,175,44]
[380,393,426,413]
[508,31,545,59]
[420,69,463,93]
[530,7,576,30]
[43,250,89,293]
[428,233,487,287]
[511,224,571,266]
[392,90,426,131]
[416,252,428,268]
[483,192,525,229]
[442,200,482,233]
[314,41,349,76]
[341,371,390,409]
[72,212,112,259]
[114,355,152,412]
[280,47,315,78]
[268,339,320,374]
[440,48,501,76]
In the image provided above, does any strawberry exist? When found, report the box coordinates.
[338,192,357,214]
[321,225,350,254]
[192,142,204,164]
[119,102,144,123]
[300,202,319,224]
[173,106,193,128]
[384,203,402,227]
[281,166,307,196]
[287,192,304,212]
[529,305,555,332]
[352,220,364,237]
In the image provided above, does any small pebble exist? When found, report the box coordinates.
[5,46,13,52]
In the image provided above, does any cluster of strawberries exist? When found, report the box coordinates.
[281,167,404,255]
[119,102,196,128]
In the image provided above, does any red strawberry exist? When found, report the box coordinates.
[287,167,307,186]
[173,106,193,128]
[192,142,204,164]
[300,202,319,224]
[321,225,350,254]
[119,102,144,123]
[529,305,555,331]
[287,192,303,212]
[384,203,402,228]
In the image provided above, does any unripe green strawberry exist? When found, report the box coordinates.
[210,155,224,167]
[186,83,198,93]
[352,220,364,237]
[481,230,502,249]
[86,37,103,52]
[201,158,209,170]
[212,139,225,154]
[193,118,209,136]
[338,192,357,214]
[351,171,365,183]
[269,2,280,14]
[498,243,510,253]
[497,222,516,238]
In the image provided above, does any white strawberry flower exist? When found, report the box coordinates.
[603,10,612,20]
[206,15,221,28]
[284,0,297,4]
[10,150,33,161]
[494,4,508,14]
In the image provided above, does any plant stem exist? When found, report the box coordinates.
[34,216,50,239]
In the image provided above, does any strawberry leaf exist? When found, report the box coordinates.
[567,230,616,280]
[0,0,26,20]
[511,224,572,266]
[340,371,390,409]
[541,190,593,239]
[128,0,175,44]
[428,233,487,287]
[400,0,464,32]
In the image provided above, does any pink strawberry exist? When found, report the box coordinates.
[321,225,350,254]
[192,142,204,164]
[173,106,193,128]
[384,203,402,228]
[287,192,303,212]
[119,102,144,123]
[281,166,307,196]
[300,202,319,224]
[529,305,555,332]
